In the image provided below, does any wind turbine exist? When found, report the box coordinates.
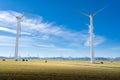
[10,12,29,61]
[79,7,106,64]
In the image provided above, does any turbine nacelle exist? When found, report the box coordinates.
[16,16,22,20]
[89,14,94,18]
[10,11,31,20]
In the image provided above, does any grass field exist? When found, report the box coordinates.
[0,60,120,80]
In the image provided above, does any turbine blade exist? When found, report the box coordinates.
[93,6,107,16]
[21,10,32,18]
[78,10,89,17]
[21,13,27,18]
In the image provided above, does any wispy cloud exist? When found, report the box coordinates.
[0,10,106,49]
[37,44,73,51]
[0,35,15,47]
[37,44,55,48]
[0,35,33,47]
[84,35,106,47]
[0,26,30,35]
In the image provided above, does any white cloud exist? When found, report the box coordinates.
[84,25,106,47]
[84,38,90,47]
[0,35,33,47]
[84,35,106,47]
[41,35,49,40]
[0,35,15,42]
[0,11,16,25]
[0,36,15,47]
[37,44,74,51]
[0,26,16,34]
[0,10,106,48]
[37,44,55,48]
[94,36,106,46]
[0,26,30,35]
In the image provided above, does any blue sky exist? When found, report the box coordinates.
[0,0,120,57]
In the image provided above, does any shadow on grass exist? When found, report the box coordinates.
[0,72,120,80]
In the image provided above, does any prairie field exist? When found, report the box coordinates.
[0,60,120,80]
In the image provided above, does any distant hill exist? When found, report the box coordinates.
[0,56,120,61]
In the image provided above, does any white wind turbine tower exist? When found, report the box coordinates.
[10,12,29,61]
[79,7,106,64]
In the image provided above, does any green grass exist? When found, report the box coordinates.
[0,60,120,80]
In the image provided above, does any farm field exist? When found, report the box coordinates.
[0,60,120,80]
